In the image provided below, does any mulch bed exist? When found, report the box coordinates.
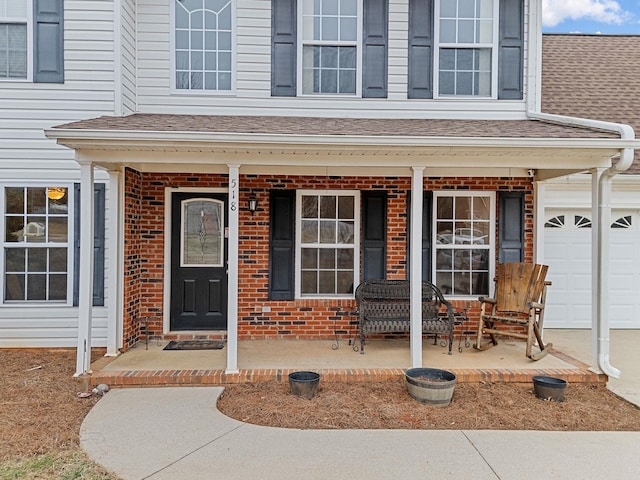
[0,349,102,461]
[218,378,640,431]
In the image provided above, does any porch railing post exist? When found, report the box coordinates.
[410,167,424,368]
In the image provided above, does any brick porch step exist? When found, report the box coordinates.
[90,366,605,388]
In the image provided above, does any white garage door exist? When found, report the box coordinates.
[544,210,640,328]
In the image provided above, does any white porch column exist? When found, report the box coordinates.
[226,165,240,373]
[106,171,121,356]
[410,167,424,368]
[76,162,95,376]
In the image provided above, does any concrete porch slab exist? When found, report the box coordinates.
[89,336,604,388]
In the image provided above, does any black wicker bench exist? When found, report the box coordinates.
[354,279,456,355]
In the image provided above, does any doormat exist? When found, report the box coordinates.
[163,340,225,351]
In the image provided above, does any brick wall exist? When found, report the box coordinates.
[121,171,533,346]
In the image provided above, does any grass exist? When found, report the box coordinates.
[0,451,116,480]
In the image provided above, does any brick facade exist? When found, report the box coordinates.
[121,170,534,349]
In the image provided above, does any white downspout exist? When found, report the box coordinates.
[525,0,635,378]
[525,116,634,380]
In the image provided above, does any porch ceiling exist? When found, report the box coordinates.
[45,114,637,178]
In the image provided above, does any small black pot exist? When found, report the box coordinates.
[532,375,567,402]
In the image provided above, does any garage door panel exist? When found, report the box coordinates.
[609,274,636,291]
[544,209,640,329]
[571,274,591,291]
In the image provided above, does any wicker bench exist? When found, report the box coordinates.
[354,279,456,355]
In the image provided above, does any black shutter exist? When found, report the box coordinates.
[271,0,297,96]
[361,191,387,280]
[33,0,64,83]
[498,191,524,262]
[406,191,433,281]
[498,0,524,99]
[269,190,295,300]
[421,191,433,281]
[73,183,106,306]
[407,0,434,99]
[362,0,388,98]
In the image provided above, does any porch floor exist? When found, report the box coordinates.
[90,332,605,387]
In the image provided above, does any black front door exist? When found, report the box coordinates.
[170,192,228,330]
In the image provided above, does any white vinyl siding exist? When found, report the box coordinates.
[0,0,116,347]
[134,0,529,118]
[120,0,137,114]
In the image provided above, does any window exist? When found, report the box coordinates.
[434,192,494,296]
[300,0,360,95]
[0,0,29,79]
[296,191,359,297]
[612,216,632,229]
[3,186,71,303]
[434,0,497,97]
[174,0,233,91]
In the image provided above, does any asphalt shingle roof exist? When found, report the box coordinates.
[57,114,616,139]
[542,34,640,173]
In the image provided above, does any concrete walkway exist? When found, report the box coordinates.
[81,330,640,479]
[81,387,640,480]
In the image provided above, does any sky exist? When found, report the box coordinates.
[542,0,640,34]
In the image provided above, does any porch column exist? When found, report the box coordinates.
[410,167,424,368]
[75,162,95,376]
[226,165,240,373]
[105,170,121,356]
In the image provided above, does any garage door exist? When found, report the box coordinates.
[544,210,640,328]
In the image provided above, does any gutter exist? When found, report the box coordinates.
[527,111,635,379]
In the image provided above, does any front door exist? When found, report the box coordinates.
[170,192,228,330]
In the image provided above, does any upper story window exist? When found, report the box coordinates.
[174,0,233,91]
[434,191,494,297]
[299,0,360,95]
[0,0,29,79]
[296,191,360,297]
[434,0,498,98]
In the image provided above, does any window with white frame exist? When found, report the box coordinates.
[3,186,71,302]
[297,191,359,296]
[300,0,359,95]
[174,0,233,91]
[434,192,494,296]
[435,0,497,97]
[0,0,29,79]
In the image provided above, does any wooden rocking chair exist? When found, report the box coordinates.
[475,263,552,360]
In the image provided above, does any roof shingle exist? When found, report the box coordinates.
[542,34,640,173]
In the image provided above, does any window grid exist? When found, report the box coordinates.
[434,192,493,297]
[297,191,359,297]
[175,0,233,91]
[300,0,359,95]
[435,0,497,98]
[0,0,28,79]
[3,186,70,303]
